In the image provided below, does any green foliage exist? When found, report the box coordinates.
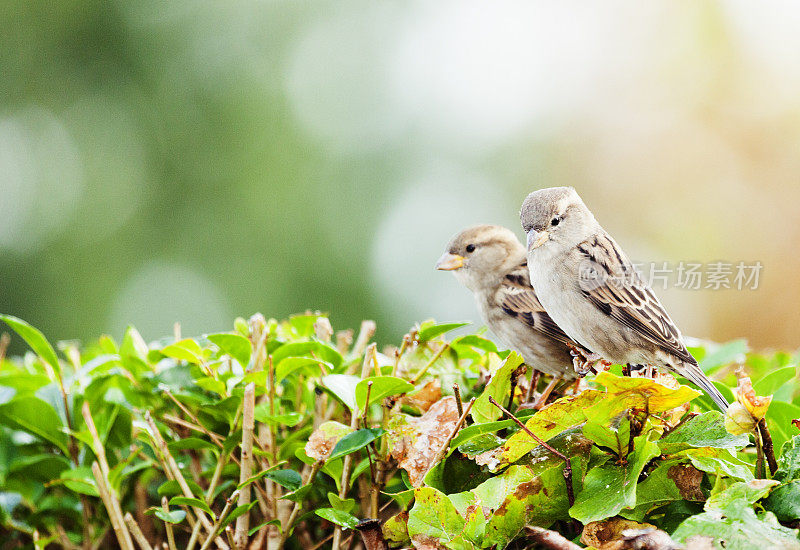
[0,312,798,548]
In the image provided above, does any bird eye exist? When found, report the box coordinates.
[550,216,561,227]
[465,244,476,253]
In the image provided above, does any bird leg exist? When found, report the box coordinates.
[533,376,563,410]
[524,368,541,404]
[567,343,611,377]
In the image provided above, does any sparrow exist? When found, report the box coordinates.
[519,187,728,411]
[436,225,578,404]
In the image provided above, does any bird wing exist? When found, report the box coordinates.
[575,232,696,364]
[496,260,577,348]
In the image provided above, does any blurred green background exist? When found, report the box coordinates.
[2,1,799,349]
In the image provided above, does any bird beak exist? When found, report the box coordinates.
[527,229,550,250]
[435,253,464,271]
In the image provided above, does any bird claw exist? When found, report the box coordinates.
[567,344,611,376]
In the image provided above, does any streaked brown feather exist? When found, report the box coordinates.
[496,261,577,349]
[577,233,695,364]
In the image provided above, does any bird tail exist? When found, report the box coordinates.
[680,361,729,412]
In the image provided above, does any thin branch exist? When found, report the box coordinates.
[276,461,324,549]
[234,384,256,548]
[453,384,464,418]
[144,411,228,549]
[390,334,412,378]
[429,398,475,471]
[162,497,178,550]
[201,490,241,550]
[411,342,450,385]
[758,418,778,477]
[91,462,135,550]
[123,513,154,550]
[488,396,574,507]
[351,320,377,359]
[525,368,540,403]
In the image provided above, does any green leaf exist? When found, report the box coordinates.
[315,508,360,529]
[168,437,218,453]
[328,492,357,513]
[355,376,414,411]
[321,374,360,412]
[471,352,524,424]
[672,499,800,548]
[451,334,498,354]
[280,484,313,503]
[272,342,343,370]
[160,339,205,365]
[407,487,465,545]
[119,326,149,373]
[659,411,750,455]
[264,469,302,491]
[754,365,797,396]
[0,396,69,455]
[706,479,779,510]
[253,407,303,427]
[418,321,470,342]
[58,466,100,497]
[151,508,187,524]
[207,333,251,368]
[305,420,355,461]
[774,435,800,482]
[383,511,410,545]
[248,519,280,536]
[170,496,214,518]
[476,390,603,471]
[157,479,205,498]
[275,357,333,383]
[0,315,61,375]
[682,448,754,482]
[569,434,660,523]
[589,371,700,423]
[329,428,384,461]
[699,339,748,374]
[767,401,800,452]
[764,480,800,522]
[218,501,258,532]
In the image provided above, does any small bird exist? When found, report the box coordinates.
[436,225,578,405]
[519,187,728,411]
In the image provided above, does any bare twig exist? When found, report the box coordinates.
[336,330,354,355]
[488,396,574,507]
[123,513,154,550]
[333,344,376,549]
[276,461,324,549]
[91,462,135,550]
[429,398,475,471]
[173,322,181,342]
[0,332,10,363]
[411,342,450,385]
[758,418,778,477]
[391,334,412,378]
[144,411,228,549]
[314,317,334,343]
[525,368,540,403]
[201,490,241,550]
[162,497,178,550]
[234,384,256,548]
[361,381,373,427]
[453,384,464,418]
[351,321,377,359]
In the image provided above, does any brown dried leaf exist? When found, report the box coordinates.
[667,463,705,501]
[387,397,459,487]
[581,518,657,549]
[410,535,445,550]
[305,421,354,461]
[735,375,772,421]
[401,380,442,413]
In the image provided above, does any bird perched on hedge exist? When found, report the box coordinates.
[520,187,728,411]
[436,225,578,406]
